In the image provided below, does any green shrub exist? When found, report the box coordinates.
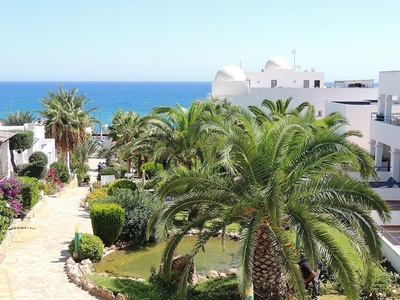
[18,176,40,210]
[141,161,163,179]
[97,167,120,181]
[90,203,125,245]
[68,233,104,262]
[49,161,69,183]
[108,179,137,195]
[29,151,48,167]
[0,199,13,243]
[95,189,156,244]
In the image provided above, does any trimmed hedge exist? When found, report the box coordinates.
[90,203,125,246]
[97,167,120,181]
[49,161,69,183]
[18,176,40,210]
[108,179,137,195]
[9,130,34,151]
[29,151,48,167]
[68,233,104,262]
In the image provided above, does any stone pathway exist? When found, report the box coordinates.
[0,185,100,300]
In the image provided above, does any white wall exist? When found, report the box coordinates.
[379,71,400,97]
[245,69,324,88]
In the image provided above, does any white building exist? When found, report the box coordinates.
[211,56,378,117]
[0,131,16,179]
[0,123,56,171]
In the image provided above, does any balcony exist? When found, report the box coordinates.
[371,112,400,126]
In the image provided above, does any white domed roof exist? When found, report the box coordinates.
[215,65,246,81]
[265,56,291,70]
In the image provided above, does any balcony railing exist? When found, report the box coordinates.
[371,112,400,126]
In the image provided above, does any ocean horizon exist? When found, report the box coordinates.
[0,81,212,128]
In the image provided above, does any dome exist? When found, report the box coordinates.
[265,56,291,70]
[215,65,246,81]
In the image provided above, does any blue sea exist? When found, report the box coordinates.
[0,81,212,128]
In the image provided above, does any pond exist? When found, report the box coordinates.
[93,235,238,279]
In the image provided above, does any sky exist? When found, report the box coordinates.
[1,0,400,82]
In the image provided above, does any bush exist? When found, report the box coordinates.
[29,151,48,167]
[49,161,69,183]
[108,179,137,195]
[44,169,64,195]
[95,189,156,244]
[90,203,125,246]
[68,233,104,262]
[0,178,22,216]
[0,199,13,243]
[84,188,109,205]
[18,176,40,210]
[141,161,163,179]
[97,167,120,181]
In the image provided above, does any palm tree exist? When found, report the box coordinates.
[70,139,99,185]
[137,101,216,170]
[39,86,98,170]
[248,97,310,124]
[108,109,146,175]
[148,109,390,300]
[0,111,36,125]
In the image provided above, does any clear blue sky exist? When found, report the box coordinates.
[1,0,399,81]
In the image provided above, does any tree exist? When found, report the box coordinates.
[0,111,36,126]
[148,110,390,299]
[70,139,99,185]
[108,110,145,175]
[39,86,98,170]
[248,97,310,124]
[138,101,216,171]
[8,130,34,173]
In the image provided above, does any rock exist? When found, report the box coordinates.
[197,275,208,283]
[115,293,126,300]
[81,258,92,265]
[171,254,195,284]
[219,272,227,278]
[226,268,238,276]
[206,270,219,278]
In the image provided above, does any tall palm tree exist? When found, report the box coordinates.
[0,111,36,125]
[108,109,146,174]
[39,86,98,169]
[70,138,99,184]
[148,109,390,300]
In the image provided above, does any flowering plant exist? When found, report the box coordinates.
[0,178,22,216]
[44,169,64,195]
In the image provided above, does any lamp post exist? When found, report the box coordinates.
[8,101,12,113]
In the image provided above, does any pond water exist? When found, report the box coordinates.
[93,235,238,279]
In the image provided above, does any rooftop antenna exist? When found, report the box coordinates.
[291,49,296,71]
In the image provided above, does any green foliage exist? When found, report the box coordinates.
[17,176,40,210]
[18,151,49,179]
[90,203,125,246]
[187,276,241,300]
[29,151,48,167]
[108,179,137,195]
[0,198,13,243]
[8,130,34,151]
[141,161,163,179]
[0,111,36,126]
[97,167,120,181]
[49,161,69,183]
[94,189,156,244]
[87,272,240,300]
[68,233,104,262]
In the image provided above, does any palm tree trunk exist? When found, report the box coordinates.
[9,150,17,174]
[127,157,132,174]
[252,225,287,299]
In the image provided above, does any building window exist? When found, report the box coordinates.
[271,80,277,88]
